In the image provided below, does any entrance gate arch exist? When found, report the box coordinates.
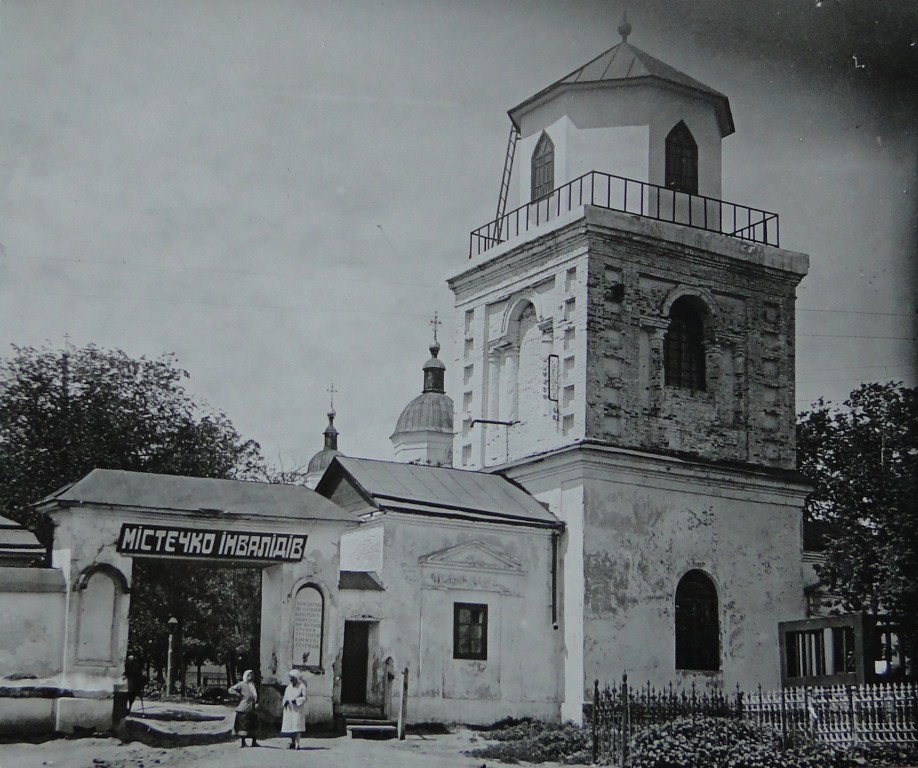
[36,468,358,732]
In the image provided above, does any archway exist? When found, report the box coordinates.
[29,468,356,732]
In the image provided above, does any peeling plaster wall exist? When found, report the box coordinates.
[0,567,66,678]
[357,515,562,724]
[506,447,808,709]
[449,208,807,473]
[582,209,807,470]
[258,519,352,725]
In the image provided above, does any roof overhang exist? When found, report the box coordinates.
[509,76,735,138]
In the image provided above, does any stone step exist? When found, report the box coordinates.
[345,723,399,740]
[345,717,397,726]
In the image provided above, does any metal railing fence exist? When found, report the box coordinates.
[591,675,917,765]
[469,171,780,258]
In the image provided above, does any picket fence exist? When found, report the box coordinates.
[591,675,917,765]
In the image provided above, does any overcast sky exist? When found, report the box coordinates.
[0,1,915,470]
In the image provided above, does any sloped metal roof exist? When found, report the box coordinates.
[509,40,734,137]
[0,514,44,563]
[325,457,561,529]
[35,468,357,523]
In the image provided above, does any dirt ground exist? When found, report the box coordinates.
[0,727,562,768]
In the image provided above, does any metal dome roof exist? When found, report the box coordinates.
[307,446,342,474]
[307,408,343,474]
[392,391,454,436]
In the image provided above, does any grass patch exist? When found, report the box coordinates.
[465,719,591,764]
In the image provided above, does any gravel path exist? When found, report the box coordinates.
[0,728,562,768]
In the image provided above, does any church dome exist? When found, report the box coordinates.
[393,391,454,435]
[307,408,343,474]
[391,338,454,437]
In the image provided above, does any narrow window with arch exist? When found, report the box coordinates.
[531,132,555,201]
[664,296,706,391]
[665,121,698,195]
[292,584,324,670]
[675,569,720,671]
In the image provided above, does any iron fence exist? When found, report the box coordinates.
[745,682,918,747]
[591,675,918,765]
[591,675,742,765]
[469,171,780,258]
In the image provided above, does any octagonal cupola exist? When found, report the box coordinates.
[508,19,734,205]
[391,317,455,467]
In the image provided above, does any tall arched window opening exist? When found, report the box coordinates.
[664,296,706,391]
[531,132,555,200]
[665,121,698,195]
[675,569,720,671]
[292,584,324,670]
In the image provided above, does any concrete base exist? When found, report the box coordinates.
[0,697,56,733]
[54,696,112,732]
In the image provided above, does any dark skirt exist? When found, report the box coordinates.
[234,709,258,735]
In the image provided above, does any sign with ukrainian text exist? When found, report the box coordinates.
[116,524,306,562]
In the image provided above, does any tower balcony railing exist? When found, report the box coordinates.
[469,170,780,258]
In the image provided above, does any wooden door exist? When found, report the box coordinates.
[341,621,369,704]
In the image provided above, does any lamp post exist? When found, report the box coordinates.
[165,616,178,696]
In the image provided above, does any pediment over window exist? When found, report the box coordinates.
[419,540,523,573]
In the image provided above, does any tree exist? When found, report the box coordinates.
[0,342,268,688]
[0,342,264,549]
[797,382,918,650]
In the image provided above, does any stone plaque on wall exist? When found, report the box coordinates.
[292,586,323,669]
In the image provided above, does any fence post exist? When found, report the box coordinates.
[397,666,409,740]
[780,686,787,748]
[592,680,599,765]
[736,687,744,720]
[621,673,630,768]
[848,684,858,746]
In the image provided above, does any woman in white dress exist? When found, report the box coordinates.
[281,670,307,750]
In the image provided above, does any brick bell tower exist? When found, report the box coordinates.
[446,20,811,720]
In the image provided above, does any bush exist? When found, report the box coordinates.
[466,719,591,764]
[628,716,857,768]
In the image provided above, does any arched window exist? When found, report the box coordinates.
[665,121,698,195]
[664,296,706,391]
[675,570,720,671]
[76,569,120,663]
[292,585,324,669]
[531,132,555,200]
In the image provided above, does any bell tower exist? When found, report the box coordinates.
[450,21,805,472]
[446,23,811,719]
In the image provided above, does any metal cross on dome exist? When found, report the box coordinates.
[326,382,337,410]
[429,312,442,342]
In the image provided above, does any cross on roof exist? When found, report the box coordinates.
[429,312,442,342]
[326,383,337,409]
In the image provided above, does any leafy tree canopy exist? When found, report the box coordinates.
[0,342,265,547]
[797,382,918,641]
[0,342,274,682]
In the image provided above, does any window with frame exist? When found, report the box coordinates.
[785,629,826,678]
[664,296,706,391]
[675,570,719,671]
[531,132,555,201]
[665,121,698,195]
[453,602,488,660]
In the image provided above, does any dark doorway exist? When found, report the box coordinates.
[341,621,370,704]
[127,560,262,694]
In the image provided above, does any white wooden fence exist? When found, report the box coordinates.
[744,682,917,747]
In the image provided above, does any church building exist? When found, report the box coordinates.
[0,25,815,733]
[307,21,810,723]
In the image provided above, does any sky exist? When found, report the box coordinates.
[0,1,915,471]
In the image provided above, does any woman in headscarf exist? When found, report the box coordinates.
[228,669,259,747]
[281,669,308,750]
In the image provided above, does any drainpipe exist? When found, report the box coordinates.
[551,529,560,630]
